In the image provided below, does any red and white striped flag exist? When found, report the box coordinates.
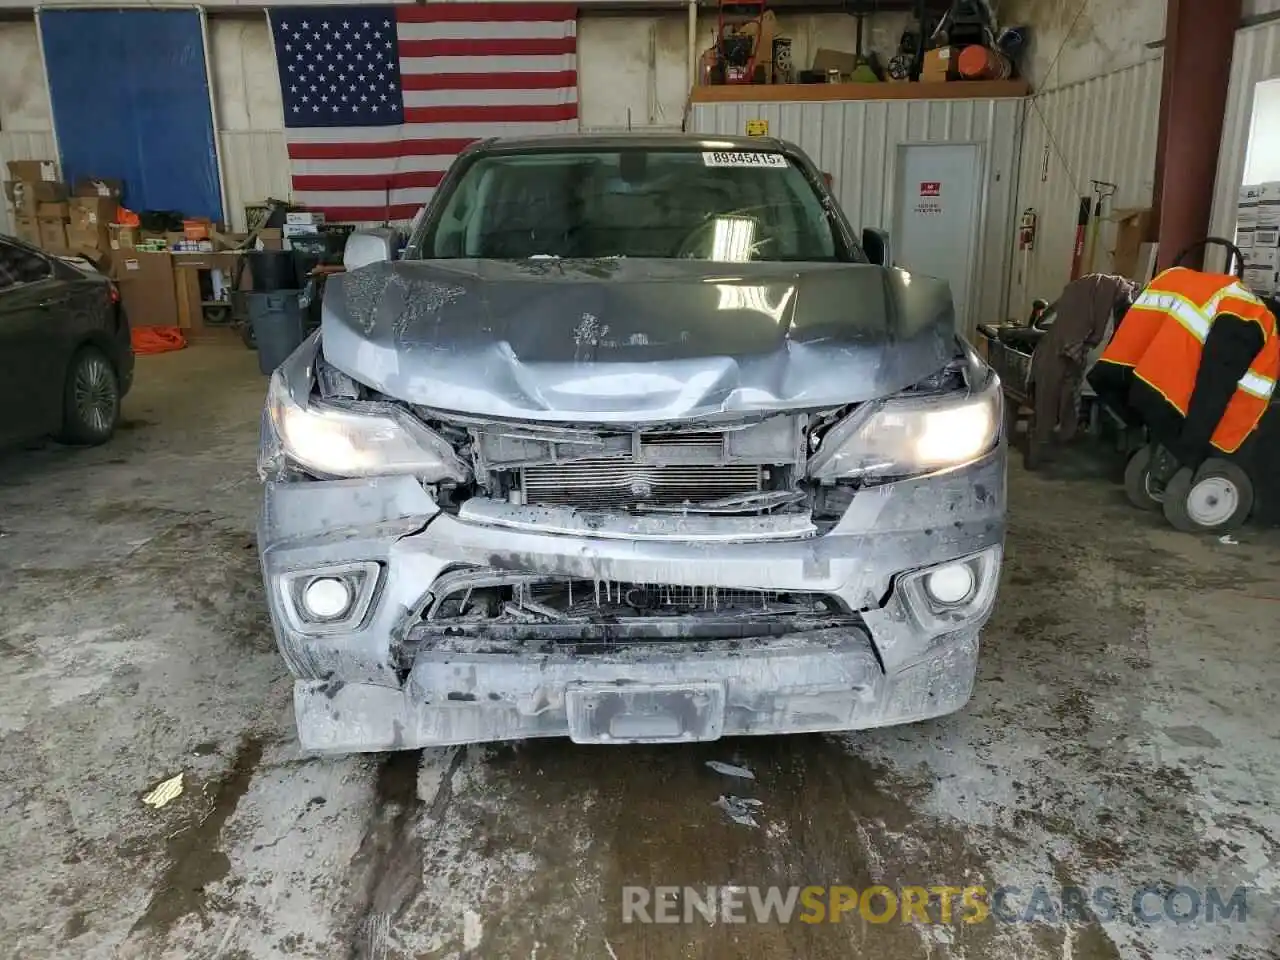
[269,3,578,223]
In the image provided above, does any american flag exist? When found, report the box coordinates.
[268,3,578,223]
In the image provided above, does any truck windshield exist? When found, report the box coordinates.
[417,148,845,263]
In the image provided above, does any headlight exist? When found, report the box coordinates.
[267,369,467,480]
[808,372,1001,481]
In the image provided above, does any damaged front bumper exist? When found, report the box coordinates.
[259,448,1005,753]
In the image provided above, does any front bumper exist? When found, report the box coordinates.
[259,452,1005,753]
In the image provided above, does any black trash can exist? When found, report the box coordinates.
[247,250,299,292]
[248,290,305,374]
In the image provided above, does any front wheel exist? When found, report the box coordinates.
[57,346,120,446]
[1162,459,1254,533]
[1123,444,1163,511]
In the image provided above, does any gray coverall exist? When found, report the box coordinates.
[1029,274,1140,447]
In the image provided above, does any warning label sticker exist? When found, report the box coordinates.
[920,181,942,197]
[702,152,788,168]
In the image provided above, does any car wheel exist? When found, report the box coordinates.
[1123,444,1163,511]
[58,346,120,446]
[1162,459,1254,533]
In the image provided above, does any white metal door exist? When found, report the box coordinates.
[893,143,982,332]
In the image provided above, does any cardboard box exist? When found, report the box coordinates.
[210,228,248,251]
[37,217,68,252]
[7,179,67,215]
[811,47,858,79]
[74,177,123,199]
[112,251,178,327]
[922,46,957,82]
[68,223,112,253]
[7,159,56,182]
[183,218,212,240]
[13,215,40,247]
[257,227,283,251]
[285,211,325,226]
[1253,225,1280,248]
[1109,207,1154,280]
[109,223,139,250]
[70,195,118,231]
[37,200,69,220]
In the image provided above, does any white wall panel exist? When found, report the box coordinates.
[218,131,292,231]
[578,13,688,131]
[0,20,52,132]
[689,95,1023,335]
[0,19,56,238]
[998,0,1165,90]
[1211,19,1280,249]
[207,14,289,230]
[209,14,284,132]
[1007,58,1162,319]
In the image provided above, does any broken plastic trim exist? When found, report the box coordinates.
[410,567,856,647]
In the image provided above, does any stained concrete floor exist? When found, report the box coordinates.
[1,343,1279,960]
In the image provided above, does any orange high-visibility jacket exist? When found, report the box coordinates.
[1099,266,1279,452]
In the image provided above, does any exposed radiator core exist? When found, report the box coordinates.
[521,460,762,509]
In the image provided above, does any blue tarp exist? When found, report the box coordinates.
[40,9,223,220]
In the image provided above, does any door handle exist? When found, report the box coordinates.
[38,298,68,309]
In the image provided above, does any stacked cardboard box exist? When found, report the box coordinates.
[1239,183,1280,294]
[5,160,69,252]
[67,178,122,259]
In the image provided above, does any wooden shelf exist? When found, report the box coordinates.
[690,79,1030,103]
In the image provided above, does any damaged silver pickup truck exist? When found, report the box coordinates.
[258,134,1006,754]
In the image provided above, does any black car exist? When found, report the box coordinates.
[0,234,133,446]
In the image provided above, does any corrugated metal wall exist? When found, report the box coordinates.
[689,97,1023,335]
[1008,57,1163,319]
[1210,19,1280,246]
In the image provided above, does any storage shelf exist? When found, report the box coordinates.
[690,79,1029,103]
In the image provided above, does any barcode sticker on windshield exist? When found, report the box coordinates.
[702,151,788,168]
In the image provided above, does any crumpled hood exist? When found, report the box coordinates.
[321,258,956,424]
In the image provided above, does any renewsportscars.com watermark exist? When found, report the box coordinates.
[621,885,1251,926]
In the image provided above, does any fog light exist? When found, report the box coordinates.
[924,564,975,605]
[302,577,353,620]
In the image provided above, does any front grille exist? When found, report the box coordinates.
[426,573,839,620]
[521,460,762,509]
[413,571,854,649]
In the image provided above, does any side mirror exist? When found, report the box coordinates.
[343,228,400,270]
[862,227,893,267]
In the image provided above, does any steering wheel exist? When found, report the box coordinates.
[1174,237,1245,280]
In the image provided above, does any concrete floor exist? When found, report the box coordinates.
[2,343,1278,960]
